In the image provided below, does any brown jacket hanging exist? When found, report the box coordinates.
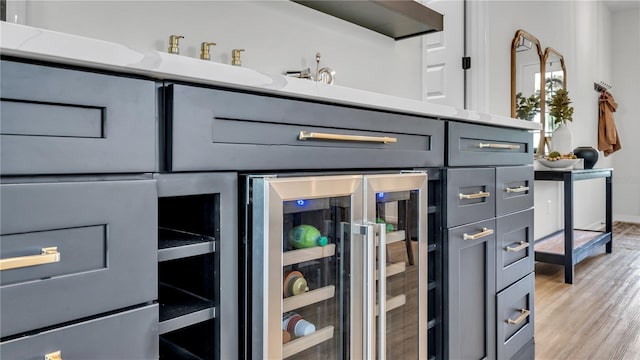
[598,91,621,156]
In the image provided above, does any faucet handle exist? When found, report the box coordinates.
[200,42,216,60]
[168,35,184,54]
[231,49,245,66]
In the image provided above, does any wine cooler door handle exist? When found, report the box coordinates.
[376,223,387,360]
[364,223,376,360]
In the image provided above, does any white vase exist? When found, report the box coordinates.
[552,123,573,154]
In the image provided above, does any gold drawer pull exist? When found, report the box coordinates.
[463,228,494,241]
[45,350,62,360]
[506,241,529,252]
[458,191,490,200]
[298,131,397,144]
[0,247,60,271]
[478,143,520,150]
[507,309,530,325]
[506,185,529,193]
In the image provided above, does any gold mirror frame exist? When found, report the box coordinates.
[510,29,544,150]
[541,47,567,153]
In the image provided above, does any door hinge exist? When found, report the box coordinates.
[462,56,471,70]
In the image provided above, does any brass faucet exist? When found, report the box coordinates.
[168,35,184,54]
[231,49,245,66]
[200,42,216,60]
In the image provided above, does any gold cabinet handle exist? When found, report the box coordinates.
[507,309,530,325]
[298,131,397,144]
[458,191,490,200]
[0,247,60,271]
[463,228,494,241]
[506,185,529,193]
[506,241,529,252]
[45,350,62,360]
[478,143,520,150]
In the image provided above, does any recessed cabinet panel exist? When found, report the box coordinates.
[166,84,444,171]
[0,304,158,359]
[447,218,497,360]
[447,122,533,166]
[496,166,534,216]
[446,168,496,227]
[0,60,157,175]
[496,209,534,292]
[497,273,535,360]
[0,180,157,338]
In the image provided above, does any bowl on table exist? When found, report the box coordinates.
[536,158,579,169]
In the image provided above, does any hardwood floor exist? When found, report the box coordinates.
[535,222,640,359]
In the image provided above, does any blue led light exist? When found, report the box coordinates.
[296,200,306,206]
[377,192,385,199]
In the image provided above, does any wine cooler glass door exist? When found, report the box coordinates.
[250,175,364,360]
[364,173,428,359]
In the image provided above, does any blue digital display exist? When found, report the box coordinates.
[377,192,385,199]
[296,199,306,206]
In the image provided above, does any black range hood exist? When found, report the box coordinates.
[291,0,444,40]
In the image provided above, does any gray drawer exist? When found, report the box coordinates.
[0,304,158,359]
[0,180,157,337]
[166,84,444,171]
[447,121,533,166]
[446,168,496,227]
[0,59,157,175]
[497,273,535,360]
[496,166,534,216]
[496,209,534,292]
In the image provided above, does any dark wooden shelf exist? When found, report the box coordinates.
[534,229,612,265]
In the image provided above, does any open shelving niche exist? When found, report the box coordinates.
[156,191,221,359]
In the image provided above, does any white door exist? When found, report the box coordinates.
[422,0,465,109]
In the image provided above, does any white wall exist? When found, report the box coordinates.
[485,1,615,237]
[22,0,423,100]
[611,9,640,223]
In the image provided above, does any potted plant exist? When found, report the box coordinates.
[548,88,575,153]
[549,88,574,127]
[515,92,540,121]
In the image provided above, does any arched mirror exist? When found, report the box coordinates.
[541,47,567,152]
[511,30,544,151]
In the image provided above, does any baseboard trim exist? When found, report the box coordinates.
[614,215,640,224]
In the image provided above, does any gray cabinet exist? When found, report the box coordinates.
[447,218,497,360]
[446,167,496,227]
[445,121,535,360]
[496,209,534,292]
[496,166,534,216]
[0,60,157,175]
[497,273,535,360]
[0,179,157,338]
[0,304,159,360]
[155,172,238,360]
[165,84,444,171]
[1,59,159,359]
[447,122,533,167]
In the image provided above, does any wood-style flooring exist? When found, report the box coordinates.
[535,222,640,359]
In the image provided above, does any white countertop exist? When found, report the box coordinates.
[1,22,540,130]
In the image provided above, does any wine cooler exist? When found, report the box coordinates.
[244,172,428,359]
